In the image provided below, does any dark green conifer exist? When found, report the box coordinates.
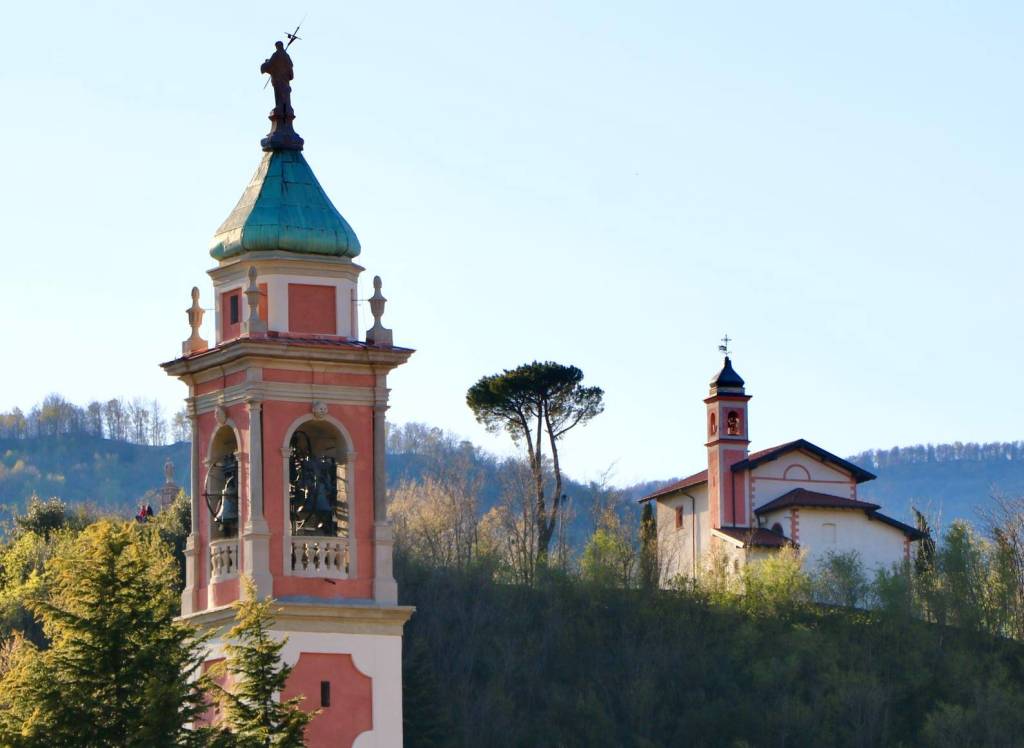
[210,577,314,747]
[0,520,210,746]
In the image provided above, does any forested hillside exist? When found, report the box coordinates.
[2,395,1022,529]
[851,442,1024,525]
[0,436,189,512]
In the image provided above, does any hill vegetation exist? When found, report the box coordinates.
[2,404,1024,744]
[852,442,1024,525]
[2,395,1023,534]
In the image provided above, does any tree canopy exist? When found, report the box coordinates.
[466,361,604,569]
[0,520,209,746]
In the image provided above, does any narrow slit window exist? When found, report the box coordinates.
[229,294,240,324]
[320,680,331,707]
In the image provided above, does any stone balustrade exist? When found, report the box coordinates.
[209,538,239,582]
[290,537,349,579]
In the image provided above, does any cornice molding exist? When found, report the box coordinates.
[180,601,415,637]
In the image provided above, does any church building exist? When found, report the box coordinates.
[641,354,925,582]
[161,40,410,747]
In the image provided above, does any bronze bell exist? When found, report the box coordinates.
[214,476,239,526]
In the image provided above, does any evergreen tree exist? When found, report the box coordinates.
[0,520,210,746]
[638,502,658,590]
[210,576,314,747]
[466,361,604,567]
[402,636,450,748]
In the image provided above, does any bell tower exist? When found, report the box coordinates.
[705,354,751,529]
[162,40,411,748]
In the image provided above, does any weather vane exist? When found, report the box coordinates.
[718,334,732,357]
[263,17,306,90]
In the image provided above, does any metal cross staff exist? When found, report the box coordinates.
[719,334,732,356]
[263,16,306,89]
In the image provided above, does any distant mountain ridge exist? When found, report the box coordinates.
[849,442,1024,526]
[1,433,1021,530]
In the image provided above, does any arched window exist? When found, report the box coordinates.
[288,420,349,539]
[726,410,741,435]
[675,506,684,529]
[771,522,784,536]
[709,412,717,436]
[204,426,239,540]
[783,464,811,481]
[823,522,837,544]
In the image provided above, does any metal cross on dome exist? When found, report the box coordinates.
[718,334,732,357]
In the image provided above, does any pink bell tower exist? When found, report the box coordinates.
[162,41,412,747]
[705,347,751,529]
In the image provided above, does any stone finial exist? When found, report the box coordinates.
[182,287,209,356]
[365,276,393,346]
[164,458,175,485]
[242,266,268,336]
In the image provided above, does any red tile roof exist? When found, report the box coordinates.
[755,488,926,541]
[732,439,876,484]
[754,488,880,514]
[638,469,709,502]
[639,439,877,504]
[716,526,792,548]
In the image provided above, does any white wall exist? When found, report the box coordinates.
[761,507,907,572]
[654,483,709,583]
[749,451,857,509]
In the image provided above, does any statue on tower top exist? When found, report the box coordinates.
[261,41,294,119]
[260,30,304,152]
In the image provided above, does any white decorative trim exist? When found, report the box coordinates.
[194,381,377,414]
[209,538,239,582]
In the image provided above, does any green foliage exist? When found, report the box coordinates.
[579,510,635,588]
[638,502,657,590]
[0,520,209,746]
[210,577,314,747]
[813,550,870,608]
[13,496,92,540]
[0,526,77,644]
[398,559,1024,748]
[0,435,189,514]
[149,490,191,596]
[739,546,812,616]
[466,361,604,566]
[465,361,604,443]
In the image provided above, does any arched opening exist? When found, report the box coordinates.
[771,522,784,536]
[288,420,349,539]
[709,412,717,436]
[823,522,837,544]
[726,410,741,436]
[204,426,239,540]
[286,418,352,579]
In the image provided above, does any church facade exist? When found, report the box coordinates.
[641,356,924,582]
[161,43,410,748]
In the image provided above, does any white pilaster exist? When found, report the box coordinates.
[242,399,273,599]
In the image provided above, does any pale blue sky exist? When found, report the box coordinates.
[1,1,1021,485]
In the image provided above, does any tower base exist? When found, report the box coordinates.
[185,600,413,747]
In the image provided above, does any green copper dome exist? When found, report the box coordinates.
[209,150,360,260]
